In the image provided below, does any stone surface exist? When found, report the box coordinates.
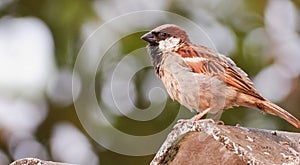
[151,120,300,165]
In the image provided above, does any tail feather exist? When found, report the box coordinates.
[260,100,300,128]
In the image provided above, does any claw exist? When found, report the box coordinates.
[216,120,225,125]
[177,118,190,123]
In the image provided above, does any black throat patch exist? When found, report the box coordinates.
[147,45,163,75]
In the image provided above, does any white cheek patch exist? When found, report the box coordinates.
[183,57,207,63]
[158,37,181,51]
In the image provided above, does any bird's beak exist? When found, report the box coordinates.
[141,32,156,44]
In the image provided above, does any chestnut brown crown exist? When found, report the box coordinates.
[141,24,190,46]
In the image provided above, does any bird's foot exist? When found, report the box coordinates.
[195,118,215,123]
[177,118,190,123]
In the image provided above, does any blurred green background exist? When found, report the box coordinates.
[0,0,300,164]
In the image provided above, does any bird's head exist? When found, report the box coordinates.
[141,24,191,68]
[141,24,190,50]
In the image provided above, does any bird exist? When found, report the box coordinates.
[141,24,300,128]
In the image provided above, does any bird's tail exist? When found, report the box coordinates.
[259,100,300,128]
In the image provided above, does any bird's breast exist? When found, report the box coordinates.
[158,52,238,113]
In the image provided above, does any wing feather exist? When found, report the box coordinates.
[179,45,264,100]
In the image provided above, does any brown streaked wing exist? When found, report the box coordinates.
[182,48,264,100]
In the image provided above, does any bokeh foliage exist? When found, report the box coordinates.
[0,0,300,165]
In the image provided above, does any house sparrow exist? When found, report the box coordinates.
[141,24,300,128]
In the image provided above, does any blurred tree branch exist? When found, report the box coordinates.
[10,158,77,165]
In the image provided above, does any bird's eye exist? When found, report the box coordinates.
[158,32,168,39]
[161,32,167,37]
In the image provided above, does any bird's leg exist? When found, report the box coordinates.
[193,109,225,125]
[178,108,212,123]
[194,108,212,121]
